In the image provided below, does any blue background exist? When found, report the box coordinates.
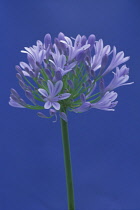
[0,0,139,209]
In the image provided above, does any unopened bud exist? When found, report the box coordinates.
[88,34,96,49]
[19,80,26,90]
[80,93,86,103]
[67,80,74,89]
[15,65,23,75]
[16,73,23,81]
[37,112,47,118]
[44,33,52,49]
[55,70,62,81]
[81,35,87,46]
[25,90,36,104]
[101,54,108,69]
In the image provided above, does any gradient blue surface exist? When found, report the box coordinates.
[1,0,139,209]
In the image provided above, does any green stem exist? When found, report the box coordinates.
[60,109,75,210]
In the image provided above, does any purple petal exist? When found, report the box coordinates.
[60,112,68,122]
[91,91,118,111]
[81,35,87,46]
[55,70,62,81]
[67,80,74,89]
[58,32,65,40]
[38,89,48,97]
[54,80,63,96]
[65,61,77,70]
[44,33,52,49]
[16,73,23,81]
[25,90,36,104]
[37,112,47,118]
[74,34,81,48]
[15,65,23,75]
[73,102,91,113]
[44,101,52,109]
[47,80,54,95]
[88,34,96,49]
[45,69,53,80]
[27,54,35,68]
[101,54,108,69]
[57,93,71,101]
[22,71,30,77]
[52,102,60,110]
[49,109,57,116]
[60,55,66,68]
[80,93,86,103]
[49,109,57,122]
[64,36,73,46]
[9,98,25,108]
[10,89,20,98]
[20,62,30,70]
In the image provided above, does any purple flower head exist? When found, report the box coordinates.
[9,32,133,122]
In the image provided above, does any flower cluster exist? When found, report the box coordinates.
[9,32,133,122]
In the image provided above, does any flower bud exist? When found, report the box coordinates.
[81,35,87,46]
[25,90,36,104]
[88,34,96,49]
[44,33,52,49]
[55,70,62,81]
[19,80,26,90]
[80,93,86,103]
[37,112,47,118]
[58,32,65,40]
[101,54,108,69]
[16,73,23,81]
[67,80,74,89]
[99,78,105,94]
[45,69,53,80]
[15,65,23,75]
[10,89,20,98]
[60,112,68,122]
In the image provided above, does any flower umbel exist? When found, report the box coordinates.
[9,32,133,121]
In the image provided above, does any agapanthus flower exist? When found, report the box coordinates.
[9,32,133,122]
[38,80,71,110]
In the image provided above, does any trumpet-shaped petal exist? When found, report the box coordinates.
[103,47,130,76]
[87,39,111,72]
[104,65,134,92]
[9,98,25,108]
[73,102,91,113]
[91,91,118,111]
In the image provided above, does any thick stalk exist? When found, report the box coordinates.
[60,111,75,210]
